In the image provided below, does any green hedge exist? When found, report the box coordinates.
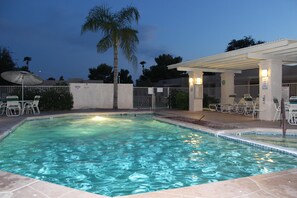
[39,89,73,111]
[169,89,189,110]
[11,88,73,111]
[203,94,219,108]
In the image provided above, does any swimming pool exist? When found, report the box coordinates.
[239,132,297,150]
[0,114,297,197]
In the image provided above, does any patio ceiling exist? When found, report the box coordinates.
[168,39,297,73]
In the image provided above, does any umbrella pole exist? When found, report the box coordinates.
[22,78,24,102]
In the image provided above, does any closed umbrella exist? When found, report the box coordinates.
[1,71,43,101]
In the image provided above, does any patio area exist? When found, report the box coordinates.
[0,109,297,198]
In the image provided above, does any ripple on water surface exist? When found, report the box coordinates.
[0,115,297,197]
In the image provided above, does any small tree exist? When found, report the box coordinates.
[119,69,133,83]
[0,47,17,85]
[136,54,185,86]
[225,36,265,52]
[88,63,113,82]
[23,56,32,69]
[140,61,146,73]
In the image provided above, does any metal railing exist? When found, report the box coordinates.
[133,87,188,109]
[204,83,297,101]
[0,86,69,100]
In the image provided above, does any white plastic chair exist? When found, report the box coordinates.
[288,104,297,125]
[235,98,245,114]
[273,98,281,121]
[252,97,259,119]
[0,101,6,115]
[243,97,254,116]
[24,95,41,115]
[6,96,21,116]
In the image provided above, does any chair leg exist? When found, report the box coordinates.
[6,108,10,116]
[0,107,4,115]
[273,111,280,121]
[33,105,40,114]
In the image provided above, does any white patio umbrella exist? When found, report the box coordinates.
[1,71,43,101]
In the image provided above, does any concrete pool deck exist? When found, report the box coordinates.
[0,109,297,198]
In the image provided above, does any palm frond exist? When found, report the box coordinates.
[119,28,139,67]
[117,6,140,27]
[81,5,115,35]
[97,35,112,53]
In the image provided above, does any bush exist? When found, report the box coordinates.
[203,94,219,108]
[17,88,73,111]
[39,89,73,111]
[169,89,189,110]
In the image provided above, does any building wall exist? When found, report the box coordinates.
[70,83,133,109]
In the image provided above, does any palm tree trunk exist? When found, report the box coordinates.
[113,43,119,109]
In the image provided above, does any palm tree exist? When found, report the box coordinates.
[140,61,146,74]
[23,56,32,70]
[81,5,140,109]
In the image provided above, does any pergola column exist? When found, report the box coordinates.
[220,72,235,104]
[258,59,282,121]
[188,70,203,111]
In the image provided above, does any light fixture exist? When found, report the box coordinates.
[189,77,194,85]
[196,77,202,85]
[261,69,268,77]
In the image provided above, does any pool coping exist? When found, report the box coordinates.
[1,111,297,198]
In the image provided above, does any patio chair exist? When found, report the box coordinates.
[273,98,281,121]
[234,98,246,114]
[24,95,41,115]
[6,96,21,116]
[252,97,260,119]
[288,96,297,125]
[243,96,254,116]
[213,95,237,113]
[0,99,6,115]
[208,103,217,111]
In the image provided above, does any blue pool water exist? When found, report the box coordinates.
[240,133,297,149]
[0,114,297,196]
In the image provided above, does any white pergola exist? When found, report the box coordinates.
[168,39,297,120]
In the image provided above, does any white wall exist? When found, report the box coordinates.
[118,84,133,109]
[70,83,133,109]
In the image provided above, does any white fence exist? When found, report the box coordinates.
[0,85,69,100]
[0,84,133,110]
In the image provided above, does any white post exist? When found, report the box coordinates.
[188,70,203,111]
[259,59,282,121]
[220,72,235,104]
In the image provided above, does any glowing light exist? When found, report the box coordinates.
[91,116,108,121]
[261,69,268,77]
[196,77,202,85]
[189,77,194,85]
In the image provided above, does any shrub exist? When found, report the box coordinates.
[20,88,73,111]
[203,94,219,108]
[169,89,189,110]
[39,89,73,111]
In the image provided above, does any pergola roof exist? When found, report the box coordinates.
[168,39,297,73]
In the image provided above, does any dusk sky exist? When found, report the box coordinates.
[1,0,296,81]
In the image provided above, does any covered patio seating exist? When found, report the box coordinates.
[0,99,6,115]
[6,96,21,116]
[288,96,297,125]
[24,95,41,115]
